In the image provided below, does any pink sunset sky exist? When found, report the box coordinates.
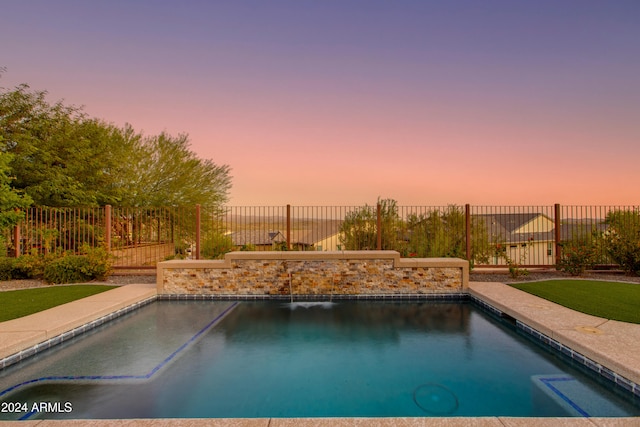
[2,0,639,206]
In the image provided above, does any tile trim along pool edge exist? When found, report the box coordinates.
[0,282,639,426]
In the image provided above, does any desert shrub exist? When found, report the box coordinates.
[12,251,48,279]
[201,234,233,259]
[273,241,289,251]
[558,236,598,276]
[43,255,91,284]
[0,257,15,280]
[42,245,112,284]
[80,245,113,281]
[605,236,640,276]
[494,243,530,279]
[604,210,640,276]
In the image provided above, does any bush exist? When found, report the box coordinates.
[43,255,92,284]
[0,257,15,280]
[81,245,112,281]
[558,236,598,276]
[13,251,48,279]
[42,245,112,284]
[605,236,640,276]
[604,210,640,276]
[1,245,112,284]
[201,234,233,259]
[0,254,47,281]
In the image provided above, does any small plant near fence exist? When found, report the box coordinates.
[494,242,531,279]
[201,233,234,259]
[557,235,598,276]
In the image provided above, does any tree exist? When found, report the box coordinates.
[339,204,377,250]
[404,205,490,264]
[0,84,232,208]
[0,151,32,254]
[119,131,231,208]
[339,198,405,251]
[604,209,640,275]
[0,84,132,206]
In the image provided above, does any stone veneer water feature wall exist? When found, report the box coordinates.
[157,251,469,297]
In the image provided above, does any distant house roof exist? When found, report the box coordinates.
[473,213,554,243]
[229,230,286,246]
[559,221,608,241]
[474,213,550,232]
[289,220,343,246]
[473,213,609,243]
[227,221,343,248]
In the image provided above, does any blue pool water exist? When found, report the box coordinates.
[1,300,639,419]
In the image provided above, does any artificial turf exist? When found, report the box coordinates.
[0,285,117,322]
[510,279,640,324]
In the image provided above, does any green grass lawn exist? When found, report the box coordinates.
[510,280,640,324]
[0,285,117,322]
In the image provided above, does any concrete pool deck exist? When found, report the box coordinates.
[0,283,156,362]
[1,281,639,426]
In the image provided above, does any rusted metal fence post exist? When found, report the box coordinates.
[105,205,112,252]
[286,204,291,250]
[554,203,562,267]
[13,221,21,257]
[465,204,471,261]
[195,204,201,260]
[376,203,382,250]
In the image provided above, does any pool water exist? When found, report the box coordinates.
[1,300,639,419]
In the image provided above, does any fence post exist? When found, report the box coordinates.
[105,205,112,252]
[376,203,382,250]
[195,204,201,260]
[554,203,562,267]
[465,204,471,261]
[286,204,291,250]
[13,222,21,258]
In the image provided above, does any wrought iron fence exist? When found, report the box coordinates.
[5,204,640,271]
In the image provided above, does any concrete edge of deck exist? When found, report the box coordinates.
[1,281,639,425]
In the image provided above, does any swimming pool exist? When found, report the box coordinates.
[1,300,639,419]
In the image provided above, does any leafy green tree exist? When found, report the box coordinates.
[604,209,640,275]
[339,204,377,250]
[0,84,131,206]
[1,82,232,261]
[0,84,232,209]
[404,205,490,264]
[339,198,404,250]
[117,131,231,208]
[0,151,32,254]
[0,152,31,226]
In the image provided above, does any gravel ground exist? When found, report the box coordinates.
[1,269,638,292]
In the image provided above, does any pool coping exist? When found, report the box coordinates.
[0,281,639,426]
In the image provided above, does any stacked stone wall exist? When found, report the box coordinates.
[157,251,468,297]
